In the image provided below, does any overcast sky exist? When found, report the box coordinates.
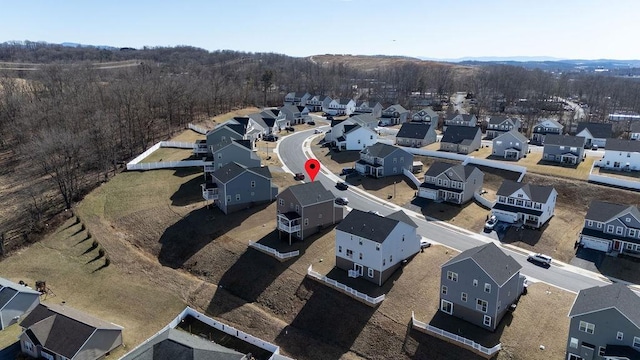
[3,0,638,60]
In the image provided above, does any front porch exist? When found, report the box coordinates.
[503,148,521,160]
[560,153,578,165]
[355,160,383,178]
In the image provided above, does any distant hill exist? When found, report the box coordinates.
[420,56,565,62]
[60,42,119,51]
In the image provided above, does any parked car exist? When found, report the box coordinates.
[264,134,278,142]
[484,215,498,230]
[336,182,348,190]
[527,253,552,267]
[335,197,349,205]
[307,121,316,125]
[340,168,356,176]
[420,238,431,249]
[591,144,598,151]
[326,116,334,120]
[314,129,323,134]
[286,126,295,132]
[294,173,305,181]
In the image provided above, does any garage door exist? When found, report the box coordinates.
[419,188,437,200]
[581,237,611,252]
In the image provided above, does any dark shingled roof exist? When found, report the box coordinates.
[441,126,480,144]
[442,242,521,286]
[283,182,335,206]
[494,129,528,143]
[606,138,640,152]
[396,123,432,139]
[424,161,480,181]
[630,121,640,133]
[0,287,17,309]
[338,98,353,105]
[585,200,640,222]
[569,283,640,328]
[336,209,414,243]
[576,122,613,138]
[212,163,271,184]
[361,143,406,158]
[488,116,514,125]
[543,134,586,147]
[496,180,555,203]
[386,210,417,228]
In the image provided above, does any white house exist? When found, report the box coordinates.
[280,105,311,125]
[324,98,356,116]
[379,104,410,126]
[324,114,378,144]
[335,124,378,151]
[335,209,420,286]
[491,180,557,229]
[306,95,332,112]
[597,138,640,171]
[354,100,383,118]
[576,122,612,148]
[284,92,311,106]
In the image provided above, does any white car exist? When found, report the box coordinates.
[527,253,552,267]
[484,215,498,230]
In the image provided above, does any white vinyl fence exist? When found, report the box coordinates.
[188,123,209,135]
[403,168,422,187]
[307,265,385,306]
[401,147,469,162]
[474,191,495,209]
[588,163,640,190]
[126,141,210,171]
[160,141,197,149]
[411,311,501,357]
[462,157,527,182]
[248,241,300,260]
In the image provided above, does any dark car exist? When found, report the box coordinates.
[294,173,305,181]
[264,134,278,142]
[340,168,356,176]
[307,121,316,125]
[336,182,348,190]
[335,197,349,205]
[326,116,334,120]
[286,126,295,132]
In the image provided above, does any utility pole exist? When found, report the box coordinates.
[393,181,397,199]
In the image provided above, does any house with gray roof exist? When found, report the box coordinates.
[566,283,640,360]
[0,278,40,330]
[395,122,437,148]
[597,138,640,172]
[306,94,332,112]
[335,209,419,286]
[491,180,557,228]
[380,104,410,126]
[324,98,356,116]
[208,139,260,172]
[335,124,378,151]
[202,162,277,214]
[485,116,522,139]
[410,107,439,126]
[260,108,289,132]
[19,303,123,360]
[492,129,529,160]
[440,126,482,154]
[579,200,640,256]
[576,122,613,149]
[280,104,311,125]
[418,162,484,204]
[276,182,343,244]
[440,242,525,332]
[531,118,564,145]
[204,123,247,156]
[283,91,311,106]
[542,134,586,165]
[355,143,413,178]
[354,100,383,118]
[324,114,378,145]
[443,114,477,131]
[248,112,277,135]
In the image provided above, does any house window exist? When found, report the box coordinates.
[626,217,631,222]
[235,194,241,201]
[383,259,386,266]
[304,218,309,226]
[319,213,323,219]
[630,229,636,237]
[534,203,542,210]
[516,200,523,206]
[476,299,488,313]
[525,201,532,208]
[376,244,380,251]
[617,331,623,341]
[579,321,595,334]
[599,347,606,356]
[483,315,492,327]
[370,135,373,140]
[278,198,284,206]
[440,300,453,314]
[507,198,515,204]
[587,220,593,227]
[597,222,602,229]
[338,246,342,253]
[607,225,614,233]
[346,249,353,258]
[389,255,393,263]
[251,181,256,188]
[393,158,397,163]
[569,337,579,349]
[368,268,374,278]
[616,226,624,235]
[295,205,300,212]
[226,195,231,202]
[633,336,640,350]
[461,292,467,302]
[484,283,491,293]
[441,285,448,295]
[359,253,363,260]
[447,271,458,282]
[23,341,33,352]
[217,153,222,159]
[473,279,478,287]
[358,139,361,144]
[359,239,363,245]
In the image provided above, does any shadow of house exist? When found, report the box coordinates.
[409,198,473,222]
[257,226,337,257]
[403,321,487,360]
[500,222,549,246]
[324,260,406,299]
[172,167,203,178]
[470,165,521,182]
[328,150,361,164]
[536,159,580,169]
[274,277,376,360]
[358,175,417,193]
[170,175,205,206]
[596,253,640,285]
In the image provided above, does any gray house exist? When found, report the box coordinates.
[531,118,564,145]
[576,122,613,149]
[306,94,332,112]
[276,181,344,244]
[280,104,311,125]
[19,303,123,360]
[355,143,413,178]
[202,162,277,214]
[209,139,260,172]
[440,126,482,154]
[284,91,311,106]
[418,162,484,204]
[579,200,640,256]
[492,129,529,160]
[440,242,525,332]
[566,283,640,360]
[486,116,522,139]
[395,122,437,148]
[353,100,383,118]
[410,107,439,125]
[444,114,477,131]
[380,104,410,126]
[542,134,586,165]
[204,123,246,156]
[0,278,40,330]
[492,180,558,228]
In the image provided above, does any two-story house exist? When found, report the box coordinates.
[209,139,260,172]
[324,98,356,116]
[491,180,558,229]
[530,118,564,145]
[202,162,277,214]
[579,200,640,256]
[276,182,343,245]
[306,94,332,112]
[440,126,482,154]
[418,162,484,204]
[410,107,439,125]
[0,278,40,330]
[443,114,477,131]
[335,124,378,151]
[335,209,419,286]
[379,104,410,126]
[355,143,413,178]
[440,242,525,332]
[229,116,263,142]
[395,122,437,148]
[542,134,586,165]
[248,112,278,135]
[566,283,640,360]
[576,122,613,149]
[353,100,383,118]
[324,114,378,145]
[280,104,311,125]
[597,138,640,172]
[492,129,529,160]
[486,116,522,139]
[204,122,247,156]
[261,108,289,131]
[283,91,311,106]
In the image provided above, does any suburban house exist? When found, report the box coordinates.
[0,278,40,330]
[202,162,278,214]
[276,181,344,244]
[353,100,383,118]
[204,122,247,156]
[440,126,482,154]
[410,107,439,125]
[542,134,586,165]
[355,143,413,178]
[439,242,525,332]
[579,200,640,256]
[19,303,123,360]
[379,104,410,126]
[249,112,278,135]
[260,108,289,131]
[576,122,613,148]
[530,118,564,145]
[443,114,477,131]
[283,91,311,106]
[491,180,558,229]
[229,116,263,142]
[335,124,378,151]
[306,94,332,112]
[597,138,640,172]
[324,114,378,144]
[566,283,640,360]
[492,129,530,160]
[335,209,420,286]
[280,104,311,125]
[629,121,640,140]
[209,139,260,171]
[418,162,484,204]
[485,116,522,139]
[395,122,437,148]
[324,98,356,116]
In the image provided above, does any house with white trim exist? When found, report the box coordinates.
[306,94,332,112]
[355,143,413,178]
[284,91,311,106]
[395,122,437,148]
[335,124,378,151]
[576,122,613,149]
[443,114,477,131]
[353,100,383,118]
[492,130,529,160]
[579,200,640,256]
[486,116,521,139]
[491,180,557,228]
[530,118,563,145]
[440,126,482,154]
[379,104,410,126]
[418,162,484,204]
[410,107,439,125]
[597,138,640,172]
[324,98,356,116]
[542,134,586,165]
[0,278,40,330]
[280,104,311,125]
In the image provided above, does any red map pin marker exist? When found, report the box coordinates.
[304,159,320,181]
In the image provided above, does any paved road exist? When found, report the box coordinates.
[276,127,612,293]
